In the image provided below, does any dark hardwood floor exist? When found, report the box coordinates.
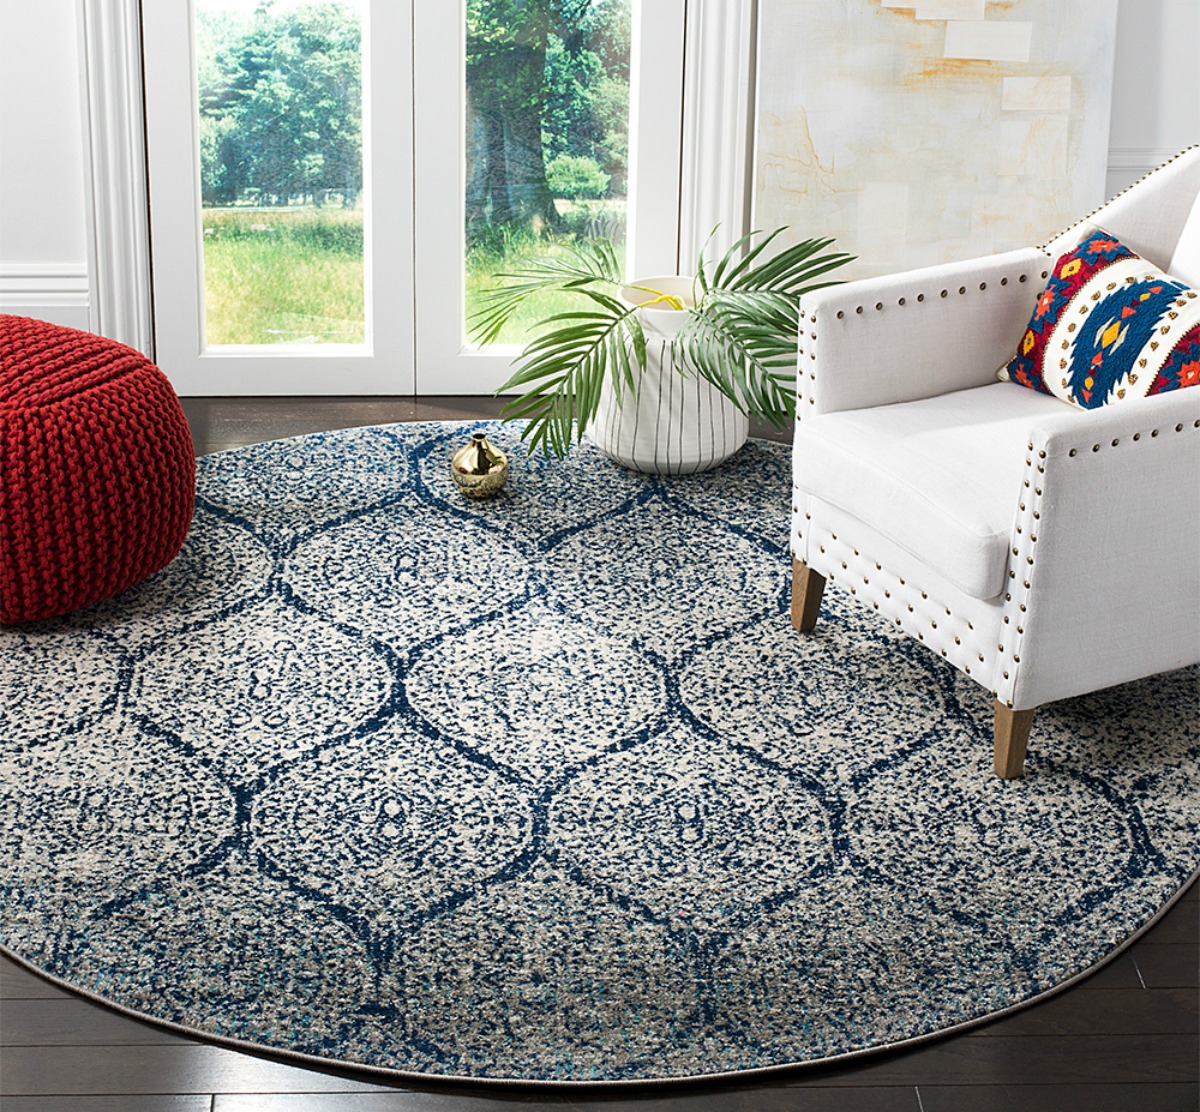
[2,397,1197,1112]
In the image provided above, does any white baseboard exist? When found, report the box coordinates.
[0,263,92,328]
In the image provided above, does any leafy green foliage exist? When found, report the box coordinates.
[470,238,624,344]
[465,0,630,246]
[542,3,630,190]
[197,3,363,207]
[546,154,611,200]
[466,226,627,345]
[470,230,854,456]
[680,229,856,426]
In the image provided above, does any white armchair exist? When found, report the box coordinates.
[790,147,1200,778]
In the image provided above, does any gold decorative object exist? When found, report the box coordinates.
[451,432,508,499]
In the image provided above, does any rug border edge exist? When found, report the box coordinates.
[3,867,1196,1091]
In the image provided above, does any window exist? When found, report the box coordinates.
[143,0,684,395]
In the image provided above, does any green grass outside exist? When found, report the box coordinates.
[202,207,366,346]
[465,199,627,347]
[201,203,625,349]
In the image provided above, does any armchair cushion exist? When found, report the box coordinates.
[998,229,1200,407]
[793,383,1063,600]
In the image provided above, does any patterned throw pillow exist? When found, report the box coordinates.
[999,228,1200,408]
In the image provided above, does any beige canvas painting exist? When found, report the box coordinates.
[755,0,1119,277]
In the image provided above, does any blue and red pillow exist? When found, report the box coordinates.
[999,228,1200,408]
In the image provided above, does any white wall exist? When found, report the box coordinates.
[1106,0,1200,195]
[0,0,1195,334]
[0,0,91,327]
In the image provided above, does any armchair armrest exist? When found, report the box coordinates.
[797,248,1047,417]
[1000,390,1200,710]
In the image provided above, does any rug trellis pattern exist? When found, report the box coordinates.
[1,422,1197,1084]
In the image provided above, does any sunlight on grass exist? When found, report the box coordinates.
[466,243,621,349]
[201,203,626,349]
[202,208,365,346]
[464,204,627,347]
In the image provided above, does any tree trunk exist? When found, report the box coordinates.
[465,88,490,237]
[485,112,513,226]
[499,42,559,232]
[464,0,559,243]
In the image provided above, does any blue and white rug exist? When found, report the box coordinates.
[1,421,1197,1085]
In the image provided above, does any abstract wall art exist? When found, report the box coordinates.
[754,0,1120,276]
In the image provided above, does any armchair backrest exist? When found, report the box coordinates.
[1043,145,1200,268]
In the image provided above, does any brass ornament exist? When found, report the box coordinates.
[451,432,509,499]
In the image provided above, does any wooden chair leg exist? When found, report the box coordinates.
[994,701,1035,779]
[791,559,826,633]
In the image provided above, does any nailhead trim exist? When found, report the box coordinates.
[790,215,1200,707]
[1062,419,1197,460]
[1001,436,1052,705]
[800,522,997,686]
[827,274,1040,319]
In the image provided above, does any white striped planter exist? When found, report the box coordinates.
[585,277,749,475]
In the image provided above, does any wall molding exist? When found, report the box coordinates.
[0,263,90,305]
[0,263,91,327]
[78,0,154,356]
[1108,145,1183,173]
[677,0,757,270]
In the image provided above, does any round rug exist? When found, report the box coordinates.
[1,421,1197,1085]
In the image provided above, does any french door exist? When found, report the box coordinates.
[142,0,685,396]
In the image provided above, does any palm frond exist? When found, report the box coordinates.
[497,299,643,457]
[466,239,623,345]
[694,225,723,294]
[675,288,804,426]
[722,234,855,295]
[699,228,855,296]
[710,227,789,289]
[479,225,854,455]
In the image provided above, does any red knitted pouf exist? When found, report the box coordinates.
[0,315,195,624]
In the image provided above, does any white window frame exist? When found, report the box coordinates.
[81,0,757,396]
[411,0,688,395]
[78,0,154,355]
[141,0,415,396]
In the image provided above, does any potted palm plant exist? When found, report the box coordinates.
[469,229,854,473]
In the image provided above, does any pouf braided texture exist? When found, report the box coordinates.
[0,315,195,624]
